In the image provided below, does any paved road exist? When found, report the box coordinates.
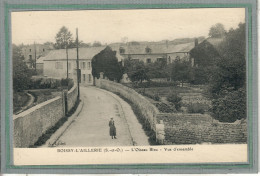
[57,86,149,147]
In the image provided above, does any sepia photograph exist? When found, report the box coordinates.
[9,7,252,166]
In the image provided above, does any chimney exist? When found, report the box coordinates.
[195,38,198,47]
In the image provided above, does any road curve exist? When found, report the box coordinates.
[57,86,149,147]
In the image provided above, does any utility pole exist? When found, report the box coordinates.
[76,28,80,100]
[66,39,69,90]
[34,42,37,72]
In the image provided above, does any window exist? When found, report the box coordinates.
[29,49,32,52]
[157,58,163,62]
[29,55,32,60]
[145,47,151,53]
[43,49,45,52]
[82,62,86,70]
[55,62,63,69]
[83,74,86,82]
[87,62,91,70]
[88,74,92,82]
[146,58,151,63]
[119,47,125,54]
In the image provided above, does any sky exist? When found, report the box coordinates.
[11,8,245,45]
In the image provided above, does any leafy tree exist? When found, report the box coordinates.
[92,41,102,47]
[124,59,149,83]
[209,23,246,95]
[146,59,170,79]
[13,44,33,91]
[170,59,191,86]
[92,46,123,82]
[54,26,74,49]
[209,23,246,122]
[209,23,226,38]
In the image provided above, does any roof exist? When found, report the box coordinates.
[115,42,196,55]
[205,37,224,48]
[43,46,106,61]
[36,56,45,64]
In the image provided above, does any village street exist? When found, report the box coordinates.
[51,86,150,147]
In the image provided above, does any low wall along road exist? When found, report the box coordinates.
[13,84,78,148]
[95,78,247,145]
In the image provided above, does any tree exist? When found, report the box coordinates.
[209,23,246,122]
[92,46,123,82]
[54,26,74,49]
[124,59,149,83]
[170,59,191,86]
[13,44,33,91]
[209,23,226,38]
[92,41,102,47]
[146,59,170,80]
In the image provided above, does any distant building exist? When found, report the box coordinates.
[21,44,53,69]
[111,40,198,65]
[190,37,224,67]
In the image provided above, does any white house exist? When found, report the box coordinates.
[43,46,107,85]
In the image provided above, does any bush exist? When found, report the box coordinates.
[211,88,246,122]
[155,102,177,113]
[143,92,160,101]
[167,93,182,111]
[187,103,207,114]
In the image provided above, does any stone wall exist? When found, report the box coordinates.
[13,97,65,147]
[157,113,247,144]
[13,85,79,148]
[96,79,159,132]
[67,84,78,112]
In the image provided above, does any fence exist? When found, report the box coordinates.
[13,84,78,148]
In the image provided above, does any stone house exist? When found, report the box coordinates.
[21,44,53,69]
[189,37,224,67]
[113,41,197,65]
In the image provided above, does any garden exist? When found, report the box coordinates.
[124,82,212,115]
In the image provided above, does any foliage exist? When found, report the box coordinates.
[146,60,170,79]
[92,46,123,82]
[187,103,209,114]
[167,93,182,111]
[54,26,74,49]
[209,23,246,96]
[13,44,34,91]
[142,92,160,101]
[28,77,74,90]
[170,59,191,86]
[155,102,177,113]
[211,88,246,122]
[209,23,246,122]
[209,23,226,38]
[92,41,102,47]
[124,58,149,83]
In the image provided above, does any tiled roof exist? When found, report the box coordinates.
[115,42,195,55]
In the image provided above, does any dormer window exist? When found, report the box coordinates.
[145,47,151,54]
[119,47,125,54]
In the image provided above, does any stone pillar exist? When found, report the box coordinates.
[155,120,165,144]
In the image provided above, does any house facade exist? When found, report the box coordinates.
[21,44,53,69]
[42,47,107,85]
[112,41,196,65]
